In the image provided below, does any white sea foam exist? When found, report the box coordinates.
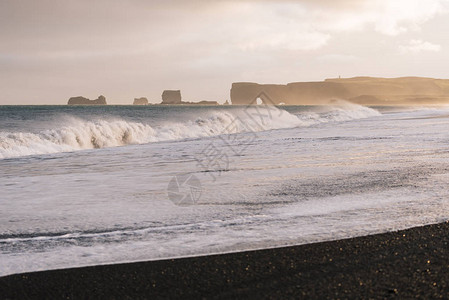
[295,100,381,124]
[2,104,449,277]
[0,103,380,159]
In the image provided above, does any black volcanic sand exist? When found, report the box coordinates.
[2,222,449,299]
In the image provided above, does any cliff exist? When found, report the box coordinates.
[230,77,449,105]
[160,90,218,105]
[161,90,182,104]
[133,97,149,105]
[68,95,107,105]
[181,100,219,105]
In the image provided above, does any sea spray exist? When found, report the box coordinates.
[0,103,380,159]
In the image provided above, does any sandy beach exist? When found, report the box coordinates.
[2,221,449,299]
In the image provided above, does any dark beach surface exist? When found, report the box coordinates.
[2,222,449,299]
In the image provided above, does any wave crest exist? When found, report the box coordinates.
[0,103,380,159]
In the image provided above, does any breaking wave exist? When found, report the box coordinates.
[296,100,381,124]
[0,102,380,159]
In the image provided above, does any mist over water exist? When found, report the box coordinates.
[1,103,449,277]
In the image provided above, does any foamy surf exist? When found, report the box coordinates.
[4,103,449,278]
[0,103,380,159]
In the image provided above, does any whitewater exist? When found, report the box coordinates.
[0,101,377,159]
[1,102,449,277]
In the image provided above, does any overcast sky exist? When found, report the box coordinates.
[1,0,449,104]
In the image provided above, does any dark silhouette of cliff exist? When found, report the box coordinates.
[160,90,218,105]
[133,97,149,105]
[68,95,107,105]
[230,77,449,105]
[181,100,219,105]
[161,90,182,104]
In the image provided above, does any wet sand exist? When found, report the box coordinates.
[2,222,449,299]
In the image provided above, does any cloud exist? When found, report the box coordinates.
[1,0,447,58]
[186,0,449,53]
[399,39,442,54]
[1,0,449,104]
[300,0,448,36]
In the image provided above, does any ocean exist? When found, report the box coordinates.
[1,102,449,276]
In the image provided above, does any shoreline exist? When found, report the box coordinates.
[2,221,449,299]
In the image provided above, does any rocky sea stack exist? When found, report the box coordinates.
[133,97,149,105]
[68,95,107,105]
[161,90,182,104]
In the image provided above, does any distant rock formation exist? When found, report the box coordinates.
[230,77,449,106]
[160,90,218,105]
[68,95,107,105]
[133,97,149,105]
[181,100,219,105]
[161,90,182,104]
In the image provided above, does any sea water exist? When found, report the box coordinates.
[1,102,449,276]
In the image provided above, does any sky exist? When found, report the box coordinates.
[1,0,449,104]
